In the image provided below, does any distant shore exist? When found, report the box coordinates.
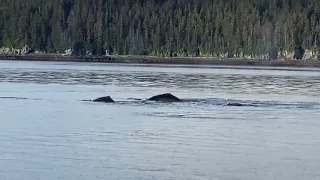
[1,54,320,67]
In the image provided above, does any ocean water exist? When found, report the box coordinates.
[0,60,320,180]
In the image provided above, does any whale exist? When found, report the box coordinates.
[147,93,181,102]
[227,102,244,106]
[88,93,247,106]
[227,103,244,106]
[92,96,115,103]
[88,93,181,103]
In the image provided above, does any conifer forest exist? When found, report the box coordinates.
[1,0,320,58]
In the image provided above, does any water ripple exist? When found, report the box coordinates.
[1,62,320,180]
[1,69,320,98]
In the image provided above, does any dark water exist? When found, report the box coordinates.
[0,60,320,180]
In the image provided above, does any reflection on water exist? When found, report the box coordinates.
[0,60,320,180]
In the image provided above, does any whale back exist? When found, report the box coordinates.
[148,93,181,102]
[227,102,243,106]
[93,96,115,103]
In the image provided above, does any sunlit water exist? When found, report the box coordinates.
[0,60,320,180]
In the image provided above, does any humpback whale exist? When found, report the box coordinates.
[89,94,246,106]
[92,96,115,103]
[147,93,181,102]
[227,102,244,106]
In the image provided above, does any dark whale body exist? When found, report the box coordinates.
[92,96,115,103]
[147,93,181,102]
[89,93,181,103]
[89,94,247,106]
[227,102,244,106]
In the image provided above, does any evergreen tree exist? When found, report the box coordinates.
[0,0,320,57]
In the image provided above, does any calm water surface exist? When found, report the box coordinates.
[0,60,320,180]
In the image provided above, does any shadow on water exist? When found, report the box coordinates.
[0,96,29,100]
[0,96,42,101]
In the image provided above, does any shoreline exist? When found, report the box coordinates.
[1,54,320,67]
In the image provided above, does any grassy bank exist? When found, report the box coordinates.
[1,54,320,67]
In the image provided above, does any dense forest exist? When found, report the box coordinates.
[0,0,320,58]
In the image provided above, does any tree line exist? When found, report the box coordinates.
[0,0,320,58]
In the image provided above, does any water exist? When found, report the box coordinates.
[0,60,320,180]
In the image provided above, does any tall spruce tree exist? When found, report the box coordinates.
[0,0,320,57]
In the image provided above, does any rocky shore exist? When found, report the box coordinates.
[1,54,320,67]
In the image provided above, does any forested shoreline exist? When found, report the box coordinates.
[1,0,320,59]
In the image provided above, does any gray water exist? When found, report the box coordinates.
[0,60,320,180]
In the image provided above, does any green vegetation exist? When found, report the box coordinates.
[1,0,320,57]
